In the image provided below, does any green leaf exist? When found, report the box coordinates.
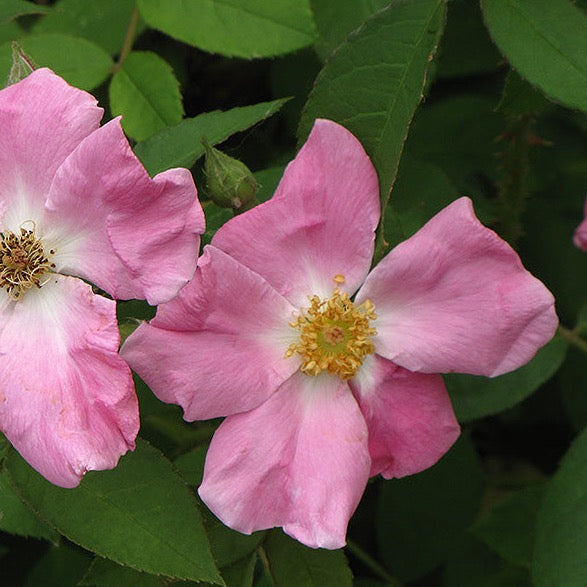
[443,536,532,587]
[0,20,21,45]
[561,346,587,431]
[0,0,51,23]
[137,0,317,58]
[0,467,58,541]
[481,0,587,112]
[445,333,568,422]
[109,51,183,142]
[221,553,257,587]
[202,202,233,245]
[299,0,446,257]
[32,0,137,55]
[404,95,504,194]
[5,439,221,584]
[384,157,459,248]
[174,447,265,569]
[496,70,552,116]
[26,543,92,587]
[472,484,545,569]
[134,98,289,176]
[523,197,587,322]
[80,558,165,587]
[377,435,483,581]
[263,530,352,587]
[436,0,501,78]
[310,0,390,60]
[0,33,113,89]
[533,427,587,586]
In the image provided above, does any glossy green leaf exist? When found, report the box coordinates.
[445,333,567,422]
[32,0,136,55]
[377,435,483,581]
[482,0,587,112]
[137,0,317,58]
[263,530,352,587]
[80,558,164,587]
[0,33,113,89]
[299,0,446,255]
[0,0,50,22]
[5,439,221,584]
[310,0,389,59]
[135,98,289,176]
[533,427,587,586]
[472,484,545,568]
[0,468,58,541]
[110,51,183,142]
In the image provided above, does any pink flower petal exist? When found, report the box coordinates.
[45,118,203,304]
[573,196,587,251]
[0,277,138,488]
[350,355,460,479]
[212,119,380,307]
[121,245,299,420]
[198,371,370,549]
[356,197,558,377]
[0,68,102,224]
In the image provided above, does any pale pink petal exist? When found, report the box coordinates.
[573,196,587,251]
[198,371,370,549]
[0,68,102,224]
[212,119,380,307]
[44,118,203,304]
[356,197,558,377]
[350,354,460,479]
[0,277,138,488]
[121,245,299,420]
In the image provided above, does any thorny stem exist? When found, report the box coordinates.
[558,325,587,355]
[346,539,403,586]
[114,2,140,72]
[495,115,533,248]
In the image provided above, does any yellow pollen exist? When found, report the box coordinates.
[333,274,345,285]
[285,288,377,380]
[0,224,55,300]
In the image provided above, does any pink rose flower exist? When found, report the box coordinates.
[0,69,204,487]
[122,119,557,548]
[573,196,587,251]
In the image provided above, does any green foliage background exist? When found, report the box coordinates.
[1,0,587,585]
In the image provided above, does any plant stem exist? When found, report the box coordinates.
[496,115,533,247]
[346,539,403,586]
[114,2,139,72]
[558,325,587,355]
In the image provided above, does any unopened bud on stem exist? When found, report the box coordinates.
[202,138,257,212]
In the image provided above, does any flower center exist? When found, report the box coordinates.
[286,284,377,381]
[0,224,55,300]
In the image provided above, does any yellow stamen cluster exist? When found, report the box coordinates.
[0,225,55,300]
[286,286,377,380]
